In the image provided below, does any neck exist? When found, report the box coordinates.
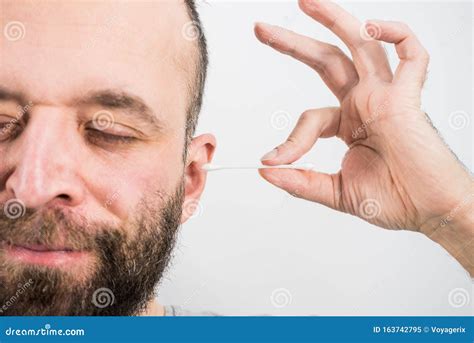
[140,298,165,316]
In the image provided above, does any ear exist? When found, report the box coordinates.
[181,133,216,224]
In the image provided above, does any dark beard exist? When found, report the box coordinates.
[0,183,183,316]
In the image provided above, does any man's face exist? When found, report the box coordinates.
[0,1,214,315]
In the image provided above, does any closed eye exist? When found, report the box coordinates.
[85,127,138,145]
[0,121,22,141]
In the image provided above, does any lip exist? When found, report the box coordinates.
[1,243,87,267]
[15,244,74,252]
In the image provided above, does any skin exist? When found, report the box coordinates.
[0,0,215,316]
[257,0,473,276]
[0,0,471,316]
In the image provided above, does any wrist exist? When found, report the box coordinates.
[421,193,474,276]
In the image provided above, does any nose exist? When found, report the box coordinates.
[4,107,85,209]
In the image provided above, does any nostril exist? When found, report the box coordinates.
[58,194,71,201]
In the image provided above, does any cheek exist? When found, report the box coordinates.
[88,143,185,221]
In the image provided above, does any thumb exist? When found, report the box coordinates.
[258,167,341,211]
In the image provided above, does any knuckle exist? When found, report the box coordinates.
[419,49,430,63]
[286,135,307,155]
[299,110,314,122]
[396,21,411,33]
[328,44,343,54]
[312,44,342,72]
[327,44,345,60]
[286,136,299,147]
[286,41,298,56]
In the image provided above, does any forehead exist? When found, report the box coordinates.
[0,0,194,120]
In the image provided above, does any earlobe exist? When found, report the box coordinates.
[181,133,216,224]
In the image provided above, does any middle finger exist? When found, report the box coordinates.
[299,0,393,81]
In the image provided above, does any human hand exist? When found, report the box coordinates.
[255,0,473,274]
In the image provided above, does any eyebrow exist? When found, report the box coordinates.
[0,86,164,133]
[73,89,164,131]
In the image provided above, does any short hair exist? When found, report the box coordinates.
[183,0,208,148]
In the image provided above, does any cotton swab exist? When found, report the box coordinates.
[202,162,316,172]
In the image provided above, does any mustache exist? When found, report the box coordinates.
[0,206,118,251]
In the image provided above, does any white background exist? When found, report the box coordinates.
[158,0,473,315]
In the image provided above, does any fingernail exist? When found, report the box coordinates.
[260,148,278,161]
